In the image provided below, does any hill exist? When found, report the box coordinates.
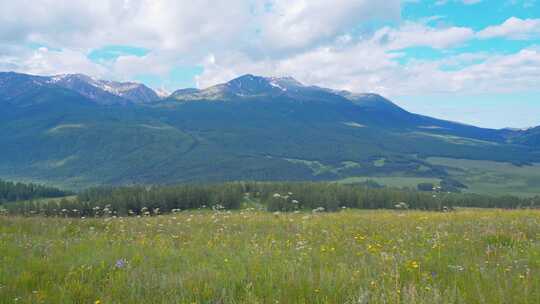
[0,72,539,192]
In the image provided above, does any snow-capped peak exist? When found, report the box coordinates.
[266,76,303,92]
[44,73,160,104]
[154,88,171,98]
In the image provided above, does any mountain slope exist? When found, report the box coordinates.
[0,72,160,105]
[511,127,540,147]
[1,72,538,190]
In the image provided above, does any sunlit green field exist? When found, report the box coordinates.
[427,157,540,197]
[338,176,442,188]
[1,210,539,303]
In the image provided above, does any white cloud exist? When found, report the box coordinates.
[0,0,400,54]
[0,0,401,84]
[453,47,540,93]
[435,0,482,5]
[462,0,482,4]
[0,0,256,52]
[477,17,540,40]
[257,0,400,52]
[0,47,106,77]
[373,23,474,49]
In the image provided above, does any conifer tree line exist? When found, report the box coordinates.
[0,179,70,203]
[2,182,539,216]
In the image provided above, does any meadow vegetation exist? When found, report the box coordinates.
[2,181,539,303]
[1,209,539,303]
[426,157,540,196]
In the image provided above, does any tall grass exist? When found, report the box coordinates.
[1,209,539,303]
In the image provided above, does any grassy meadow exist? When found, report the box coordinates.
[1,209,539,303]
[426,157,540,197]
[337,176,442,189]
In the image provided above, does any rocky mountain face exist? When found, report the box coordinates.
[0,72,160,105]
[170,74,361,103]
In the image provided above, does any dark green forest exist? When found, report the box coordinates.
[0,179,70,203]
[2,181,538,216]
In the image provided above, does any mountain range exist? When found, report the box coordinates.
[1,71,539,193]
[0,72,159,105]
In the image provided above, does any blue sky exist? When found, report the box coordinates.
[0,0,539,128]
[395,0,540,127]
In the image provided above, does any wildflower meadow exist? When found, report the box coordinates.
[1,209,539,303]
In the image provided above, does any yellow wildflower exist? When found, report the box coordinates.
[409,260,420,269]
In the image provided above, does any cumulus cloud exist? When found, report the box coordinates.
[0,46,106,77]
[257,0,400,52]
[0,0,400,54]
[477,17,540,40]
[0,0,256,51]
[0,0,401,83]
[372,23,474,49]
[454,47,540,92]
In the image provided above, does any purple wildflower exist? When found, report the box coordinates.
[115,258,127,269]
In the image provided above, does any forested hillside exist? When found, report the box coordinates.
[0,179,69,203]
[1,72,539,192]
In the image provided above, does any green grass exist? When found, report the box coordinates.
[1,209,539,303]
[427,157,540,196]
[411,132,499,146]
[284,158,337,176]
[338,176,441,188]
[283,158,362,176]
[373,158,386,167]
